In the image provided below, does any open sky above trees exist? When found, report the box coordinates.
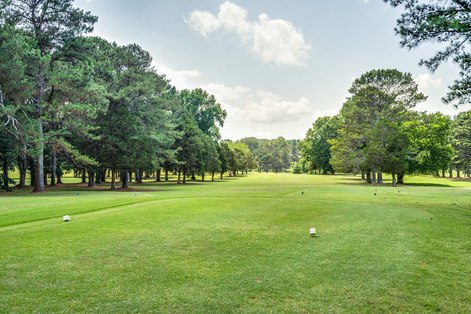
[76,0,470,140]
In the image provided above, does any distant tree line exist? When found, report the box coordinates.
[238,137,300,173]
[0,0,256,192]
[300,69,471,186]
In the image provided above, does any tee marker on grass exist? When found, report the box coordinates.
[63,215,71,222]
[310,227,317,237]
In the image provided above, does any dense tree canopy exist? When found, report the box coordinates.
[385,0,471,106]
[300,68,469,185]
[0,0,244,191]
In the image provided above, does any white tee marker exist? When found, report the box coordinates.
[310,227,317,237]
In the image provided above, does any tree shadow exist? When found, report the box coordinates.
[403,182,452,187]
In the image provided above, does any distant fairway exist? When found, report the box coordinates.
[1,173,470,313]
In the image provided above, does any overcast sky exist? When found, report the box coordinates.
[77,0,470,140]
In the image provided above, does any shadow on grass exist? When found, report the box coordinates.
[403,182,452,187]
[0,177,241,196]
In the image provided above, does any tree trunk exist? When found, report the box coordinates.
[95,168,101,184]
[392,173,397,187]
[32,58,47,192]
[372,171,377,184]
[442,169,446,177]
[220,172,223,179]
[165,169,169,181]
[449,165,453,178]
[29,159,35,187]
[366,171,372,184]
[397,172,404,184]
[88,170,95,187]
[2,158,9,191]
[18,154,27,188]
[121,171,129,188]
[57,173,63,184]
[156,168,161,182]
[111,169,116,190]
[183,170,187,184]
[201,173,205,182]
[33,142,45,191]
[33,121,45,192]
[101,169,107,183]
[43,171,48,187]
[457,168,461,178]
[129,171,133,183]
[81,170,86,184]
[50,153,57,186]
[377,171,383,184]
[177,169,181,184]
[191,173,196,181]
[361,171,365,180]
[139,169,144,183]
[212,172,215,182]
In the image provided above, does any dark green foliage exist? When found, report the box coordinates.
[384,0,471,106]
[450,110,471,173]
[1,0,98,192]
[239,137,292,173]
[301,116,338,174]
[174,113,204,182]
[403,112,453,175]
[180,88,227,140]
[330,69,426,184]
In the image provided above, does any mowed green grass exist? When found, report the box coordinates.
[1,174,470,313]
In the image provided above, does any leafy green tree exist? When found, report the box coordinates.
[403,112,454,178]
[199,136,221,181]
[450,110,471,177]
[255,142,274,173]
[301,116,338,174]
[287,139,301,163]
[0,126,17,190]
[218,141,231,179]
[364,120,410,186]
[230,142,257,174]
[0,25,36,188]
[239,137,260,152]
[180,88,227,140]
[384,0,471,106]
[331,69,426,184]
[174,113,204,184]
[90,42,175,189]
[2,0,97,192]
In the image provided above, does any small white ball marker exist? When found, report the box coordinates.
[63,215,71,222]
[310,227,317,237]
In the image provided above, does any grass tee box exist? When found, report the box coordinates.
[0,173,470,313]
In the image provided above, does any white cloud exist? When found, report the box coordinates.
[416,73,443,90]
[152,64,314,138]
[253,14,311,65]
[186,1,311,66]
[186,10,222,37]
[153,62,201,90]
[204,83,313,124]
[218,2,252,36]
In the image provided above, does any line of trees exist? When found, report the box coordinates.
[300,69,471,185]
[0,0,253,192]
[238,137,300,173]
